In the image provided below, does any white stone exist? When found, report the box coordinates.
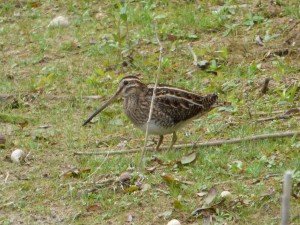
[11,149,25,164]
[221,190,232,198]
[167,219,181,225]
[48,16,69,28]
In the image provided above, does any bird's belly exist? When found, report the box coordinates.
[138,121,187,135]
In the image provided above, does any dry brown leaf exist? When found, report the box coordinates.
[86,204,101,212]
[119,172,131,183]
[61,168,91,178]
[145,166,156,173]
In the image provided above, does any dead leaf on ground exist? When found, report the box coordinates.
[31,1,42,8]
[145,166,156,173]
[173,200,183,209]
[119,172,131,183]
[196,191,208,197]
[180,151,198,165]
[203,186,218,206]
[86,204,101,212]
[123,185,139,194]
[191,206,216,217]
[61,168,91,178]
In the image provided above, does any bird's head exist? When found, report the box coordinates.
[82,75,146,126]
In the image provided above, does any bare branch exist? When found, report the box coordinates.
[74,130,300,156]
[258,108,299,122]
[139,20,163,170]
[0,94,103,101]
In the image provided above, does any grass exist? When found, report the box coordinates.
[1,0,300,224]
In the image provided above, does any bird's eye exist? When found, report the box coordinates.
[123,80,128,85]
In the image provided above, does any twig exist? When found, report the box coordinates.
[73,130,300,156]
[258,115,294,122]
[281,171,293,225]
[254,110,285,116]
[188,43,198,66]
[139,20,163,170]
[0,94,103,101]
[258,108,299,122]
[4,172,9,183]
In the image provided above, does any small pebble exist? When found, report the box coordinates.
[221,190,232,198]
[167,219,181,225]
[11,149,25,164]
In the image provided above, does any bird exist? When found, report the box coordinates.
[83,75,219,151]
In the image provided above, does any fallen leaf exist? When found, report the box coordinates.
[86,204,101,212]
[123,185,139,194]
[145,166,156,173]
[197,60,210,70]
[19,121,29,129]
[61,168,91,178]
[119,172,131,183]
[191,206,216,217]
[173,200,183,209]
[196,191,208,197]
[255,35,264,46]
[31,2,42,8]
[180,151,198,165]
[203,186,217,206]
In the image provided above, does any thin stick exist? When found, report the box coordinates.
[188,43,198,66]
[0,94,103,101]
[138,20,163,170]
[258,115,294,122]
[4,172,9,183]
[281,171,293,225]
[74,130,300,156]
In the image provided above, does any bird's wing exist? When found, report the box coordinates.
[148,86,218,123]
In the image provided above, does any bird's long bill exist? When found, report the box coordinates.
[82,91,120,126]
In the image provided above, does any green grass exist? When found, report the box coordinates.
[1,0,300,224]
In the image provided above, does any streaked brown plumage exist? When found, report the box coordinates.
[83,75,218,150]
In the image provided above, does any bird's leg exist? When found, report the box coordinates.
[156,135,164,151]
[168,132,177,151]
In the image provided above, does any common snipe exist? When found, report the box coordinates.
[83,75,218,150]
